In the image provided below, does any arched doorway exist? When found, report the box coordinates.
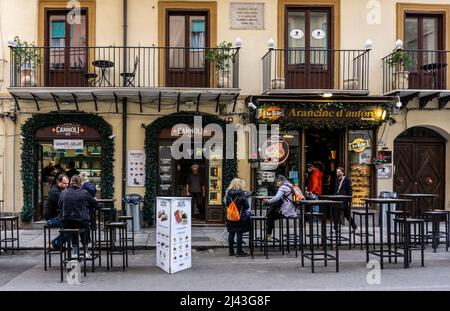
[394,127,446,210]
[144,113,237,225]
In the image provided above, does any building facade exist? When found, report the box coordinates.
[0,0,449,226]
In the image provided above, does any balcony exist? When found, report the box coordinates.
[382,49,450,108]
[262,48,370,95]
[8,46,240,108]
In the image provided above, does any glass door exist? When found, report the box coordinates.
[405,13,445,89]
[285,7,332,89]
[166,11,209,87]
[45,9,88,87]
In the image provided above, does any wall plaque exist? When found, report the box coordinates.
[230,3,264,30]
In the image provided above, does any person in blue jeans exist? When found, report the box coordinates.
[45,174,69,249]
[225,178,251,257]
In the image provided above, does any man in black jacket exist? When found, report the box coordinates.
[335,167,357,230]
[59,175,98,257]
[45,174,69,250]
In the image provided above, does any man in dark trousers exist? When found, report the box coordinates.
[186,164,205,220]
[45,174,69,249]
[335,166,357,230]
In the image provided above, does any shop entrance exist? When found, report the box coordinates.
[305,129,343,195]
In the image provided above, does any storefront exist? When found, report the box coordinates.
[252,96,392,207]
[20,113,114,222]
[144,113,237,224]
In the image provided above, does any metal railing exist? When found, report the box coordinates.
[382,49,448,93]
[262,48,370,93]
[9,46,240,88]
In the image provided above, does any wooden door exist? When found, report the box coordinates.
[404,13,446,89]
[285,7,333,89]
[166,11,209,87]
[45,9,88,87]
[394,127,446,210]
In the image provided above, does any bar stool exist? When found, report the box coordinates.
[0,216,19,254]
[280,214,301,257]
[118,215,135,254]
[44,223,62,270]
[249,216,268,259]
[394,217,426,268]
[59,228,88,282]
[352,209,376,250]
[421,210,449,252]
[302,210,330,273]
[105,222,128,271]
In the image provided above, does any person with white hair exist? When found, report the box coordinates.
[80,172,96,198]
[186,164,205,220]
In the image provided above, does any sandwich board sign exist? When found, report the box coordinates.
[156,197,192,274]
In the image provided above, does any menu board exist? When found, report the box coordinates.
[156,197,192,274]
[127,150,145,187]
[159,146,173,196]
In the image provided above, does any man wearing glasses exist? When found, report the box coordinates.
[45,174,69,250]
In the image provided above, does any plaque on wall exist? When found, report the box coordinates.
[230,3,264,30]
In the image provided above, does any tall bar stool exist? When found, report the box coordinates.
[394,217,426,268]
[352,209,376,250]
[105,222,128,271]
[43,223,62,270]
[59,228,88,282]
[249,216,268,259]
[280,214,301,257]
[421,210,449,252]
[118,215,135,254]
[0,215,19,254]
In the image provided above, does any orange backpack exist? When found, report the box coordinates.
[226,198,241,221]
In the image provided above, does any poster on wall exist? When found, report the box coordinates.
[156,197,192,274]
[127,150,145,187]
[377,164,393,179]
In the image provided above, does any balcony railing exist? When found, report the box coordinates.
[262,48,370,93]
[382,49,448,93]
[9,46,239,89]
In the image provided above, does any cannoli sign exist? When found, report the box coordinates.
[348,138,370,152]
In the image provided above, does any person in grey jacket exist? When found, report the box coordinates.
[263,175,297,240]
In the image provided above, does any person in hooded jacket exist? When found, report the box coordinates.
[59,175,97,257]
[225,178,251,257]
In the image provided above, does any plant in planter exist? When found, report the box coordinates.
[386,49,412,90]
[205,41,234,88]
[372,153,387,169]
[11,36,42,87]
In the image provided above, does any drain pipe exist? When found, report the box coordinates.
[121,0,128,213]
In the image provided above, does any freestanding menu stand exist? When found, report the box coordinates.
[156,197,192,274]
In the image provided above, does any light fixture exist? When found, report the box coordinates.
[248,101,257,110]
[394,39,404,50]
[267,38,275,49]
[381,110,387,120]
[365,39,373,50]
[234,37,242,48]
[109,134,115,140]
[395,96,402,109]
[74,149,84,155]
[322,92,333,98]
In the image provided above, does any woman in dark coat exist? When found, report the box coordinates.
[225,178,251,257]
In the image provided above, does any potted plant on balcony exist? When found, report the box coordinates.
[205,41,234,88]
[372,153,387,169]
[11,36,41,87]
[387,49,412,90]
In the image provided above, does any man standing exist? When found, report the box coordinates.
[186,164,205,220]
[335,167,357,230]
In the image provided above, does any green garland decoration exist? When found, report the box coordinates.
[255,101,390,130]
[20,112,114,222]
[144,112,237,226]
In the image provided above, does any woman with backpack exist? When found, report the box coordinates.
[225,178,251,257]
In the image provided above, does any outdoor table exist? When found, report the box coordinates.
[398,194,439,218]
[297,200,342,273]
[252,196,273,216]
[318,195,353,248]
[362,198,412,268]
[92,60,114,86]
[95,199,116,263]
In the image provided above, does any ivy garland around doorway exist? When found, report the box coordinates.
[144,113,237,226]
[20,113,115,222]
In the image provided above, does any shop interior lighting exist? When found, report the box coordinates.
[322,92,333,98]
[91,146,101,155]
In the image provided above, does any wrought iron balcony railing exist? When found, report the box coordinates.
[382,49,448,93]
[262,48,370,93]
[9,46,239,89]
